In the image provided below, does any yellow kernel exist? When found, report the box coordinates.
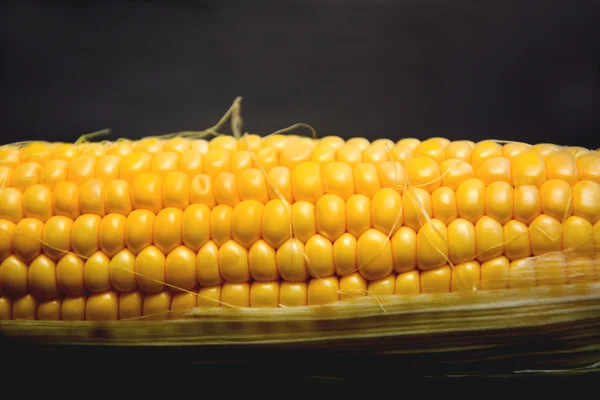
[451,261,481,291]
[292,162,323,204]
[357,228,394,281]
[84,251,111,293]
[277,239,308,281]
[56,254,85,296]
[165,246,197,291]
[280,140,314,170]
[291,201,316,243]
[336,144,363,167]
[417,218,449,270]
[237,168,269,203]
[0,145,21,168]
[512,150,547,187]
[232,200,263,249]
[475,157,511,185]
[162,172,190,210]
[405,156,441,193]
[262,199,291,249]
[203,148,231,178]
[253,146,279,172]
[395,138,419,150]
[210,204,232,247]
[509,258,536,288]
[39,216,71,261]
[390,226,417,273]
[213,172,240,207]
[339,272,367,300]
[37,299,62,320]
[445,141,473,162]
[221,283,250,307]
[182,204,211,252]
[485,181,513,224]
[480,256,510,290]
[447,218,476,265]
[189,174,216,208]
[219,240,250,283]
[237,134,263,151]
[250,281,280,308]
[319,136,346,150]
[402,188,432,232]
[197,285,222,308]
[68,155,96,185]
[307,276,339,305]
[476,216,504,262]
[440,159,474,191]
[316,194,346,242]
[61,296,86,321]
[305,234,335,278]
[125,209,155,254]
[368,274,396,297]
[39,160,67,189]
[421,265,451,293]
[119,152,152,182]
[267,166,293,203]
[153,207,183,254]
[390,145,413,164]
[209,136,237,152]
[109,248,137,292]
[540,179,572,222]
[171,292,197,312]
[545,151,578,185]
[562,216,594,254]
[105,140,133,158]
[162,137,190,153]
[119,291,143,319]
[364,143,390,164]
[135,245,166,293]
[414,139,446,164]
[353,163,381,198]
[150,152,179,178]
[249,240,278,281]
[0,220,15,262]
[131,172,163,214]
[311,144,336,166]
[143,291,173,316]
[95,155,121,183]
[23,184,53,222]
[20,142,52,165]
[12,294,38,320]
[529,214,562,256]
[346,194,371,239]
[377,161,406,191]
[431,187,458,226]
[0,188,23,224]
[333,233,357,276]
[86,291,119,321]
[456,178,485,224]
[103,179,132,215]
[196,241,222,286]
[13,217,44,263]
[471,141,503,169]
[577,152,600,183]
[178,150,203,177]
[572,180,600,224]
[0,255,28,298]
[322,162,355,200]
[513,185,541,225]
[395,270,420,295]
[371,189,402,235]
[79,179,105,216]
[503,219,531,261]
[134,138,163,153]
[12,162,42,192]
[502,142,530,160]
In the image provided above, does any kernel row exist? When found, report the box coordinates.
[2,253,598,320]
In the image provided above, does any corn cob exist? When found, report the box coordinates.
[0,109,599,322]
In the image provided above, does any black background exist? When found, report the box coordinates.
[1,0,599,147]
